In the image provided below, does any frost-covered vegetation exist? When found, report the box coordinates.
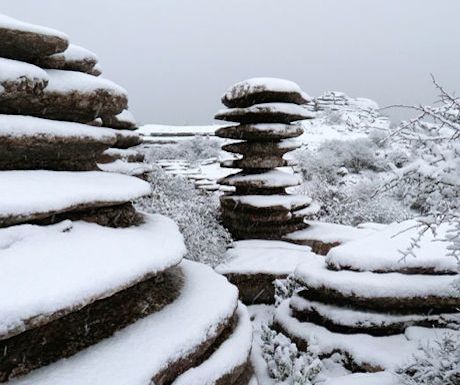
[396,333,460,385]
[143,136,222,164]
[136,166,231,266]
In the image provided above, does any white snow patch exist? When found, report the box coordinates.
[10,260,239,385]
[98,160,152,176]
[295,259,460,299]
[0,170,151,221]
[216,103,316,120]
[216,240,317,275]
[0,57,48,88]
[44,69,127,96]
[172,303,252,385]
[0,13,68,40]
[322,372,398,385]
[0,213,185,338]
[327,220,459,273]
[0,114,116,141]
[219,169,302,188]
[48,43,98,63]
[221,194,312,209]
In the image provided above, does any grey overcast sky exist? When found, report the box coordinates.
[3,0,460,125]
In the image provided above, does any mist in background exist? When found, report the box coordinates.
[3,0,460,125]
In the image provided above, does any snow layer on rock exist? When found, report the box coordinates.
[0,171,151,221]
[49,43,98,62]
[10,260,239,385]
[275,300,459,370]
[137,124,221,137]
[0,213,185,338]
[290,295,460,328]
[222,77,311,101]
[172,303,252,385]
[103,148,139,157]
[0,13,68,40]
[326,220,459,273]
[98,160,152,176]
[295,259,460,299]
[219,169,302,187]
[286,220,380,244]
[216,103,316,120]
[0,57,48,86]
[216,240,319,275]
[44,69,127,96]
[322,372,398,385]
[0,114,116,141]
[222,194,312,209]
[115,109,136,125]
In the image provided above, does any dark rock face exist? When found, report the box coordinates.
[0,89,128,123]
[0,27,68,62]
[215,104,314,124]
[0,134,115,171]
[35,55,97,74]
[0,267,183,382]
[113,131,142,148]
[222,89,310,108]
[215,123,303,141]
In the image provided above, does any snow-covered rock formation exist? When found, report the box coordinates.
[215,78,319,240]
[275,219,460,378]
[0,14,253,385]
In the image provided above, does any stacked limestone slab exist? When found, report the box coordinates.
[215,78,318,240]
[275,220,460,374]
[0,14,252,385]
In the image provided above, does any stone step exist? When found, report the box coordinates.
[0,170,150,227]
[7,261,246,385]
[215,123,303,141]
[0,14,68,62]
[221,78,310,108]
[0,114,116,171]
[215,102,315,124]
[34,44,98,74]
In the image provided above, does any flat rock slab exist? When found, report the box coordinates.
[99,148,145,163]
[0,170,151,227]
[218,170,302,189]
[222,139,300,156]
[0,267,184,381]
[0,214,185,341]
[221,156,295,169]
[102,109,137,130]
[35,43,98,74]
[9,260,243,385]
[171,305,252,385]
[216,240,317,304]
[0,14,68,62]
[294,259,460,314]
[275,300,460,372]
[221,194,313,213]
[221,77,310,108]
[290,295,460,336]
[284,220,379,255]
[215,123,303,141]
[0,58,48,99]
[98,160,152,178]
[326,220,459,274]
[0,69,128,123]
[215,103,315,124]
[0,115,116,170]
[113,129,142,148]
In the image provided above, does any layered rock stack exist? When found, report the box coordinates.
[0,14,252,385]
[275,220,460,375]
[215,78,318,240]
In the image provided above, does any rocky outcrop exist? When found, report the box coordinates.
[215,80,318,240]
[0,13,252,385]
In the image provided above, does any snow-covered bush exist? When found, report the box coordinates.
[261,323,322,385]
[136,166,232,266]
[143,136,221,164]
[293,140,413,226]
[274,275,300,307]
[382,77,460,260]
[396,332,460,385]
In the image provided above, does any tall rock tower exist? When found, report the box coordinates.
[0,14,252,385]
[215,78,318,240]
